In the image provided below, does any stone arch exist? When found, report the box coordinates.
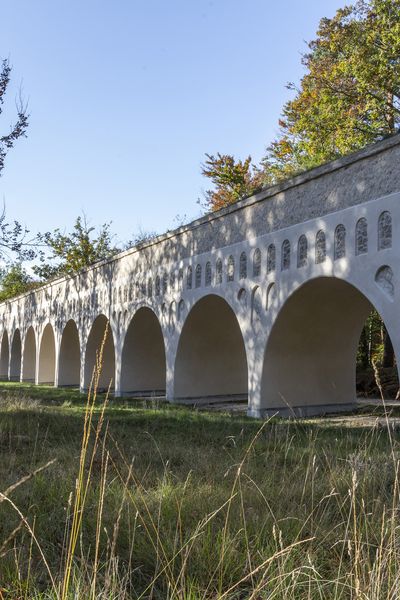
[375,265,394,299]
[227,255,235,282]
[356,217,368,255]
[169,300,177,331]
[178,268,184,289]
[267,244,276,274]
[315,230,326,264]
[162,272,168,294]
[260,277,393,415]
[84,315,115,391]
[58,320,80,387]
[174,294,248,399]
[38,323,56,385]
[253,248,261,277]
[238,288,247,308]
[334,224,346,260]
[0,331,9,379]
[266,282,277,310]
[22,326,36,382]
[378,211,392,250]
[187,266,193,290]
[297,235,308,268]
[178,299,186,321]
[195,264,202,288]
[10,329,22,381]
[205,261,212,287]
[251,286,263,327]
[281,240,290,271]
[216,259,222,284]
[239,251,247,279]
[120,307,166,395]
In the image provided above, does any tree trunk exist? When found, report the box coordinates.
[383,329,395,368]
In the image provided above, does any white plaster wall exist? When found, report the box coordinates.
[58,320,80,386]
[120,307,166,395]
[0,136,399,416]
[22,327,36,382]
[38,324,56,384]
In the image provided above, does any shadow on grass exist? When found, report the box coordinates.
[0,383,398,468]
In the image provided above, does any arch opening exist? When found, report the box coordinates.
[120,307,166,396]
[10,330,22,381]
[261,277,398,416]
[174,295,248,400]
[58,320,80,387]
[38,324,56,385]
[84,315,115,391]
[0,331,9,380]
[22,327,36,382]
[356,309,399,399]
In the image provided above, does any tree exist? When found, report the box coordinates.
[0,263,36,302]
[124,227,158,250]
[0,58,28,176]
[264,0,400,177]
[264,0,399,368]
[34,216,118,279]
[0,58,34,261]
[201,0,399,369]
[201,153,265,212]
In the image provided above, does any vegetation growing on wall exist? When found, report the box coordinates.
[0,263,37,302]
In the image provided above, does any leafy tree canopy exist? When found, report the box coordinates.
[264,0,400,176]
[0,58,34,261]
[201,153,264,212]
[0,263,36,302]
[0,58,28,176]
[202,0,400,210]
[33,216,118,280]
[124,227,158,250]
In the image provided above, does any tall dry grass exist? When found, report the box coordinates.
[0,348,399,597]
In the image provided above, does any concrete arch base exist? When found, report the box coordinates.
[248,403,357,420]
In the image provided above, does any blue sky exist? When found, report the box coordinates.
[1,0,347,246]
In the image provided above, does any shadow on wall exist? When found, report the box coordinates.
[22,326,36,382]
[84,315,115,391]
[174,294,248,400]
[0,331,9,379]
[120,307,166,396]
[10,329,21,381]
[38,323,56,385]
[260,277,391,413]
[58,320,80,387]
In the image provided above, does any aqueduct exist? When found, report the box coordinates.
[1,134,400,417]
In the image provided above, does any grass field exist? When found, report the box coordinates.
[0,382,399,599]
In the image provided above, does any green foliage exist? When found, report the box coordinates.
[357,310,383,368]
[203,1,400,193]
[34,216,118,279]
[0,58,36,262]
[201,153,265,212]
[0,263,36,302]
[357,309,395,371]
[124,227,158,249]
[0,58,29,176]
[264,0,400,177]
